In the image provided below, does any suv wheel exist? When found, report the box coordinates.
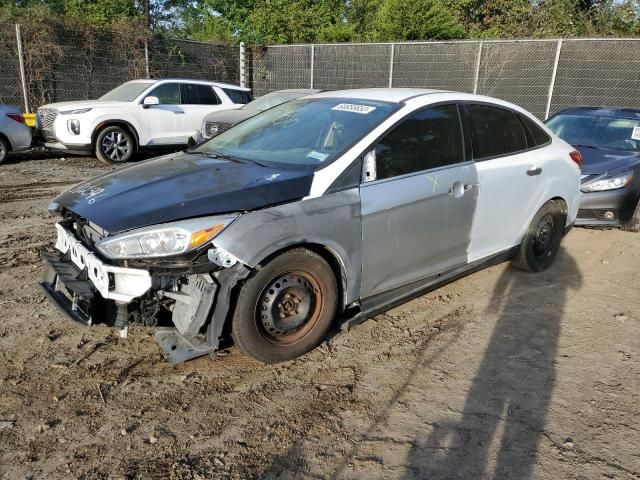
[95,126,134,164]
[0,137,9,164]
[231,248,338,363]
[512,200,565,272]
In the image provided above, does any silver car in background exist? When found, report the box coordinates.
[196,89,322,141]
[0,104,32,164]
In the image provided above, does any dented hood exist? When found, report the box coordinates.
[53,152,313,233]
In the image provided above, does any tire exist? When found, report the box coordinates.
[0,136,9,164]
[621,200,640,233]
[231,248,338,363]
[512,200,565,272]
[95,126,134,164]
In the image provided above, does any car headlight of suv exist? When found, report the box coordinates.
[95,215,237,259]
[581,172,633,192]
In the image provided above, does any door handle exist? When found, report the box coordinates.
[174,111,185,114]
[527,166,542,176]
[449,182,472,198]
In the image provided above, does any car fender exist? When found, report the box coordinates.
[90,114,140,147]
[213,189,362,307]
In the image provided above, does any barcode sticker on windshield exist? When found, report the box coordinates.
[632,126,640,140]
[332,103,376,114]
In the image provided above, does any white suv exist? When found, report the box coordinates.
[36,79,253,163]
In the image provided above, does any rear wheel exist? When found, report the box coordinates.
[95,126,134,164]
[0,137,9,164]
[231,248,338,363]
[512,200,565,272]
[621,200,640,233]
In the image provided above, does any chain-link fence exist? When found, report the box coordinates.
[0,22,240,111]
[251,38,640,119]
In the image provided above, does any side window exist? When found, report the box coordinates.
[519,113,551,147]
[223,88,253,104]
[468,104,528,159]
[147,83,180,105]
[375,104,464,180]
[181,84,220,105]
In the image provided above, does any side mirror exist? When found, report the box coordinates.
[362,149,377,183]
[142,96,159,108]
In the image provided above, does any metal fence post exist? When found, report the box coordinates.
[144,40,150,78]
[473,40,483,95]
[545,39,563,119]
[239,41,246,88]
[388,43,395,88]
[15,24,30,113]
[310,44,315,89]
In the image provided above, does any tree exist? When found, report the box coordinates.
[372,0,465,41]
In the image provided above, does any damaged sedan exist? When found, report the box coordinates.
[41,89,582,365]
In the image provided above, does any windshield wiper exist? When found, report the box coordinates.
[573,144,601,149]
[206,151,269,168]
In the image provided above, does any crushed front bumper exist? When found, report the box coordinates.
[40,223,251,365]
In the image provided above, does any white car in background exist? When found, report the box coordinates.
[36,79,253,163]
[0,104,32,164]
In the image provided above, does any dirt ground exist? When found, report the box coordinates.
[0,154,639,480]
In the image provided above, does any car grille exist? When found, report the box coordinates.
[36,108,58,141]
[204,121,232,138]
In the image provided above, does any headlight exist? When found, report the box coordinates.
[67,119,80,135]
[581,172,633,192]
[95,215,237,259]
[60,108,92,115]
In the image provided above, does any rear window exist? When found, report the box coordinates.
[519,114,551,147]
[181,84,220,105]
[468,104,528,159]
[223,88,253,104]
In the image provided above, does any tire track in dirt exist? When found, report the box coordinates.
[0,181,78,203]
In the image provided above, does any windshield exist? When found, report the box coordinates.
[195,97,397,168]
[245,92,305,112]
[99,82,152,101]
[546,113,640,152]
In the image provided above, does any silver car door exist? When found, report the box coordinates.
[360,104,478,299]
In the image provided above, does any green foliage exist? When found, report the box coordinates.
[371,0,465,41]
[1,0,640,43]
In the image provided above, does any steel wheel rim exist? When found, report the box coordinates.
[256,271,323,346]
[101,131,130,162]
[532,213,555,259]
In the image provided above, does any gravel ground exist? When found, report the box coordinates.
[1,154,639,479]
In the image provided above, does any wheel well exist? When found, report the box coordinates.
[92,121,139,152]
[0,132,12,152]
[550,196,568,217]
[219,243,348,344]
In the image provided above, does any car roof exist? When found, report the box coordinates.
[552,106,640,120]
[126,78,251,91]
[269,88,324,95]
[310,88,449,103]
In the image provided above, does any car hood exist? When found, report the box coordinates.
[39,100,129,111]
[577,146,640,175]
[203,108,256,125]
[53,152,314,233]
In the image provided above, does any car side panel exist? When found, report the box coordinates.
[360,163,478,299]
[213,189,362,307]
[0,116,32,151]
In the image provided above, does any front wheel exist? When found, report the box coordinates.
[512,200,565,272]
[0,137,9,164]
[95,126,134,164]
[231,248,338,363]
[621,200,640,233]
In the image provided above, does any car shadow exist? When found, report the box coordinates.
[400,247,582,479]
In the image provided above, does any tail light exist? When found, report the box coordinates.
[6,113,25,124]
[569,150,583,171]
